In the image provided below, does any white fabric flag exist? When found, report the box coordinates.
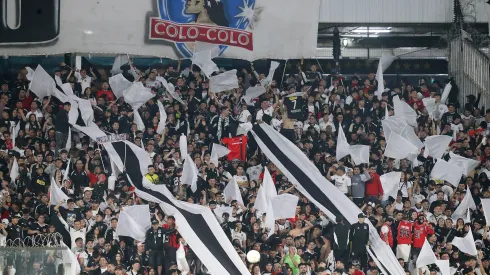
[214,206,233,224]
[261,61,280,87]
[254,167,276,214]
[209,70,239,93]
[65,127,72,150]
[50,177,69,208]
[223,178,244,205]
[61,241,81,275]
[384,132,419,159]
[73,96,96,126]
[430,159,463,187]
[210,143,231,167]
[180,134,188,158]
[377,52,396,75]
[156,100,167,135]
[382,116,407,142]
[336,125,351,160]
[270,194,299,219]
[55,74,63,86]
[393,96,417,127]
[423,135,452,159]
[111,55,130,75]
[243,86,266,104]
[63,159,71,183]
[349,145,370,165]
[416,239,438,268]
[25,67,35,81]
[441,82,452,104]
[451,229,478,256]
[192,50,219,78]
[384,104,390,119]
[116,205,151,242]
[156,76,185,105]
[423,98,436,118]
[109,74,132,99]
[11,122,20,149]
[401,125,424,150]
[376,62,385,99]
[266,198,276,238]
[436,260,451,275]
[181,154,199,192]
[380,172,402,200]
[9,157,18,183]
[123,82,154,109]
[68,99,79,125]
[448,152,480,176]
[237,122,253,136]
[452,187,477,219]
[481,199,490,224]
[30,65,56,99]
[133,109,145,131]
[177,243,190,275]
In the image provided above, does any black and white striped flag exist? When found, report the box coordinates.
[250,123,405,275]
[107,140,250,275]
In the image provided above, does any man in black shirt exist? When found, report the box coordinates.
[6,213,23,243]
[350,213,370,270]
[55,101,71,157]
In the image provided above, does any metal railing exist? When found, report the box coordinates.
[448,38,490,109]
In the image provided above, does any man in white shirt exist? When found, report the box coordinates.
[59,211,91,250]
[75,68,96,92]
[256,99,275,123]
[327,166,352,196]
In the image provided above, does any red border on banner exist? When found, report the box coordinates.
[149,18,253,51]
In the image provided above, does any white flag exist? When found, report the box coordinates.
[181,154,199,192]
[111,55,130,75]
[384,132,419,159]
[243,86,266,104]
[423,135,452,159]
[156,76,185,105]
[194,41,221,58]
[214,206,233,224]
[376,52,396,76]
[481,199,490,225]
[109,74,132,99]
[255,167,277,214]
[430,159,463,187]
[452,187,477,219]
[123,82,154,109]
[393,96,417,127]
[441,82,452,104]
[416,238,438,268]
[156,100,167,135]
[451,229,478,256]
[63,159,71,183]
[380,172,402,200]
[261,61,280,87]
[336,126,351,161]
[223,178,244,205]
[237,122,253,136]
[376,62,385,99]
[65,127,72,150]
[116,205,151,242]
[209,70,239,93]
[423,98,436,118]
[266,198,276,238]
[180,134,188,158]
[9,157,18,184]
[401,125,424,150]
[50,177,69,208]
[11,122,20,149]
[30,65,56,99]
[133,109,146,131]
[349,145,370,165]
[210,143,231,167]
[25,67,35,81]
[60,241,81,275]
[177,243,190,275]
[448,152,480,176]
[436,260,451,275]
[192,50,219,78]
[270,194,299,219]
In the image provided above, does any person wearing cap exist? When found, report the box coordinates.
[145,218,175,274]
[6,213,23,242]
[349,213,370,269]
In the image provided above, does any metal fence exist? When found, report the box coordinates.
[448,38,490,110]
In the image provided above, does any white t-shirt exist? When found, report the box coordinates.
[256,107,274,122]
[231,229,247,246]
[247,165,263,182]
[398,181,413,198]
[331,175,351,194]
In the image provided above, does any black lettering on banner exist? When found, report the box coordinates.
[0,0,60,45]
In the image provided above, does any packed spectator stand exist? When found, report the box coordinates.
[0,56,485,275]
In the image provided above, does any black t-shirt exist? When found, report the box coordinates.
[284,95,306,120]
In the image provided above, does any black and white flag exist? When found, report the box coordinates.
[250,123,405,275]
[107,140,250,275]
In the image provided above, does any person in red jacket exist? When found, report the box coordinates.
[380,217,394,248]
[412,214,434,262]
[396,214,413,268]
[365,167,383,203]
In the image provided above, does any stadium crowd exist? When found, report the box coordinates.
[0,58,487,275]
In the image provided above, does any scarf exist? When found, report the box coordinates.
[216,115,229,140]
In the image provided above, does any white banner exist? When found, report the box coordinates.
[0,0,320,60]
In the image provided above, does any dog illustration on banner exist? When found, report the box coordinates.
[149,0,262,58]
